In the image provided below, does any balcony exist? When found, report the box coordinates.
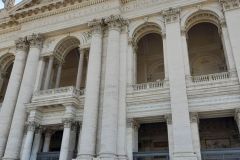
[30,86,85,108]
[201,148,240,160]
[37,152,60,160]
[133,151,169,160]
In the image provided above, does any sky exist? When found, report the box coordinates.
[0,0,22,9]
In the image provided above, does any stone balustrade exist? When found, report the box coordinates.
[190,71,237,83]
[130,80,167,92]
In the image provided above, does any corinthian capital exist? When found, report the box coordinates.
[105,15,128,30]
[220,0,240,11]
[162,8,180,24]
[88,19,104,35]
[26,121,39,132]
[15,37,28,51]
[27,33,44,48]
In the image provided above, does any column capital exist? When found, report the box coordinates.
[220,0,240,11]
[164,114,172,125]
[127,119,139,129]
[62,118,77,130]
[15,37,28,52]
[162,8,180,24]
[128,38,138,52]
[104,15,128,31]
[190,112,199,123]
[25,121,39,132]
[27,33,44,49]
[88,19,104,35]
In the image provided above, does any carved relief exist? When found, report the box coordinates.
[220,0,240,11]
[15,37,28,51]
[162,8,180,24]
[88,19,104,35]
[27,34,44,48]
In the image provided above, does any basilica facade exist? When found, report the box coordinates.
[0,0,240,160]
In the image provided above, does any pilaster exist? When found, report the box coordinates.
[190,113,201,160]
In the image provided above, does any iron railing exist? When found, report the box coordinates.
[202,148,240,160]
[133,151,169,160]
[37,152,60,160]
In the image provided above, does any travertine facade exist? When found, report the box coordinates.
[0,0,240,160]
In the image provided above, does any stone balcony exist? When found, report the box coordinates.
[126,71,240,120]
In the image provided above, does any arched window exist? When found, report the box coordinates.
[137,33,164,83]
[187,22,227,76]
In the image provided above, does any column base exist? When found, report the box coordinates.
[118,154,128,160]
[98,153,118,160]
[173,152,198,160]
[77,154,95,160]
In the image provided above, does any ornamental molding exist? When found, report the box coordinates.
[88,18,104,35]
[104,15,128,31]
[15,36,28,51]
[27,33,44,48]
[220,0,240,11]
[162,8,180,24]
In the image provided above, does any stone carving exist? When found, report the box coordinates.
[26,121,39,131]
[27,34,44,48]
[3,0,15,10]
[88,19,104,35]
[162,8,180,24]
[104,15,128,30]
[220,0,240,11]
[15,37,29,51]
[190,112,199,123]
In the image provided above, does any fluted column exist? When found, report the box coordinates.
[126,119,139,160]
[43,130,54,152]
[117,23,128,160]
[34,57,46,91]
[78,19,103,160]
[165,114,173,160]
[30,127,42,160]
[220,20,236,71]
[0,37,28,158]
[190,113,201,160]
[21,122,38,160]
[127,39,137,85]
[3,34,43,160]
[163,9,197,160]
[220,1,240,81]
[99,15,126,160]
[76,48,85,90]
[59,119,76,160]
[55,62,62,88]
[43,56,54,89]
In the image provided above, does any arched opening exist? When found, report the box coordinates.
[187,22,227,76]
[0,64,13,103]
[136,33,164,83]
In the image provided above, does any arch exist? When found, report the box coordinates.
[131,22,163,43]
[53,36,80,61]
[183,10,222,33]
[0,53,15,73]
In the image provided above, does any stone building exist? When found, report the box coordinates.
[0,0,239,160]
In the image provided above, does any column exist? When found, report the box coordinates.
[34,57,46,91]
[127,39,137,85]
[0,72,5,93]
[59,119,75,160]
[220,1,240,80]
[21,122,38,160]
[126,119,139,160]
[165,114,173,160]
[235,109,240,134]
[43,130,54,152]
[55,62,62,88]
[77,123,82,154]
[163,9,197,160]
[0,37,28,158]
[220,20,236,72]
[190,113,201,160]
[181,30,191,78]
[117,24,128,160]
[78,19,103,160]
[162,32,169,80]
[3,34,43,160]
[43,56,54,89]
[30,127,42,160]
[99,15,125,160]
[76,48,85,90]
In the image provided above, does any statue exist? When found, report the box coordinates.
[2,0,15,10]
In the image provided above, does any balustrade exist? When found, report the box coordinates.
[190,71,237,84]
[37,152,60,160]
[130,80,166,91]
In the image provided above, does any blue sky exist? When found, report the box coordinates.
[0,0,22,9]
